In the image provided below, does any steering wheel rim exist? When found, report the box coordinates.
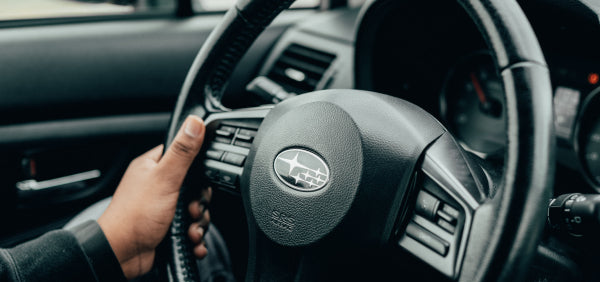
[163,0,554,281]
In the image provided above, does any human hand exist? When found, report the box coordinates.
[187,186,212,258]
[98,115,207,279]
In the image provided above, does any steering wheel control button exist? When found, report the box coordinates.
[437,218,456,234]
[214,136,233,144]
[234,140,252,148]
[273,148,330,192]
[206,149,224,161]
[223,152,246,166]
[236,129,257,141]
[405,222,449,257]
[413,187,461,235]
[201,123,257,192]
[436,209,457,225]
[219,171,238,186]
[215,125,258,147]
[415,191,440,221]
[216,125,237,137]
[441,204,460,219]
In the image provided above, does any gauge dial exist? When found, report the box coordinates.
[576,87,600,190]
[582,121,600,184]
[440,53,506,156]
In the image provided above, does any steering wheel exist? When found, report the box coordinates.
[162,0,554,281]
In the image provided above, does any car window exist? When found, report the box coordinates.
[0,0,175,21]
[194,0,320,12]
[0,0,320,22]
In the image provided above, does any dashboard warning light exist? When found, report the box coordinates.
[588,73,599,85]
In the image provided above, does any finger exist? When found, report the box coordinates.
[188,222,204,244]
[188,200,206,220]
[198,210,211,227]
[188,187,213,219]
[142,145,164,163]
[194,243,208,259]
[201,187,213,203]
[158,115,205,184]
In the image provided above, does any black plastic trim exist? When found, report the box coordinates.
[0,113,170,149]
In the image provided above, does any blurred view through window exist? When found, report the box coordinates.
[0,0,319,21]
[195,0,319,11]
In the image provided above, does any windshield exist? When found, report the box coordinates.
[0,0,320,22]
[196,0,320,11]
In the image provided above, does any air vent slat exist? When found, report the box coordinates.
[266,44,336,94]
[271,65,321,82]
[276,57,328,77]
[270,68,319,86]
[270,71,319,92]
[285,44,336,65]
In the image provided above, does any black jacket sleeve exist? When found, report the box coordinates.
[0,220,126,282]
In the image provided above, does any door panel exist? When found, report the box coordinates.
[0,10,308,246]
[0,114,168,246]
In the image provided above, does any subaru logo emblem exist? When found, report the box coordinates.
[273,149,330,191]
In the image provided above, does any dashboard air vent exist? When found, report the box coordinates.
[267,44,336,94]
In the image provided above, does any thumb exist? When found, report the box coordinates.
[158,115,205,185]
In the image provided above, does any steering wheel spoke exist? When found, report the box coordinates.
[398,132,488,278]
[197,106,272,193]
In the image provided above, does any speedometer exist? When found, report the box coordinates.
[440,52,506,157]
[576,87,600,190]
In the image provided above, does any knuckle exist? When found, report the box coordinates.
[170,139,197,159]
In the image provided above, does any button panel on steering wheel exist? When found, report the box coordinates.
[198,108,269,193]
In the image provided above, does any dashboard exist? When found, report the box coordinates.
[218,0,600,280]
[225,0,600,194]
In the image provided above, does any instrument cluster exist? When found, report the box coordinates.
[440,51,600,191]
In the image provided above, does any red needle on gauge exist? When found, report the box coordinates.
[470,72,488,105]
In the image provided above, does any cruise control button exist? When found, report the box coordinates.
[437,210,457,225]
[216,130,232,137]
[406,222,449,256]
[437,219,456,234]
[236,129,257,141]
[223,152,246,166]
[234,140,252,148]
[215,136,233,144]
[238,129,256,136]
[415,191,440,221]
[206,149,224,161]
[235,134,253,141]
[216,126,237,137]
[441,204,460,219]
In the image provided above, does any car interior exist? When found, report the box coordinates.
[1,0,599,281]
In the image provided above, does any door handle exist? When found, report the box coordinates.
[16,170,101,191]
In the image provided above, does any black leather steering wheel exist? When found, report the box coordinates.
[163,0,554,281]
